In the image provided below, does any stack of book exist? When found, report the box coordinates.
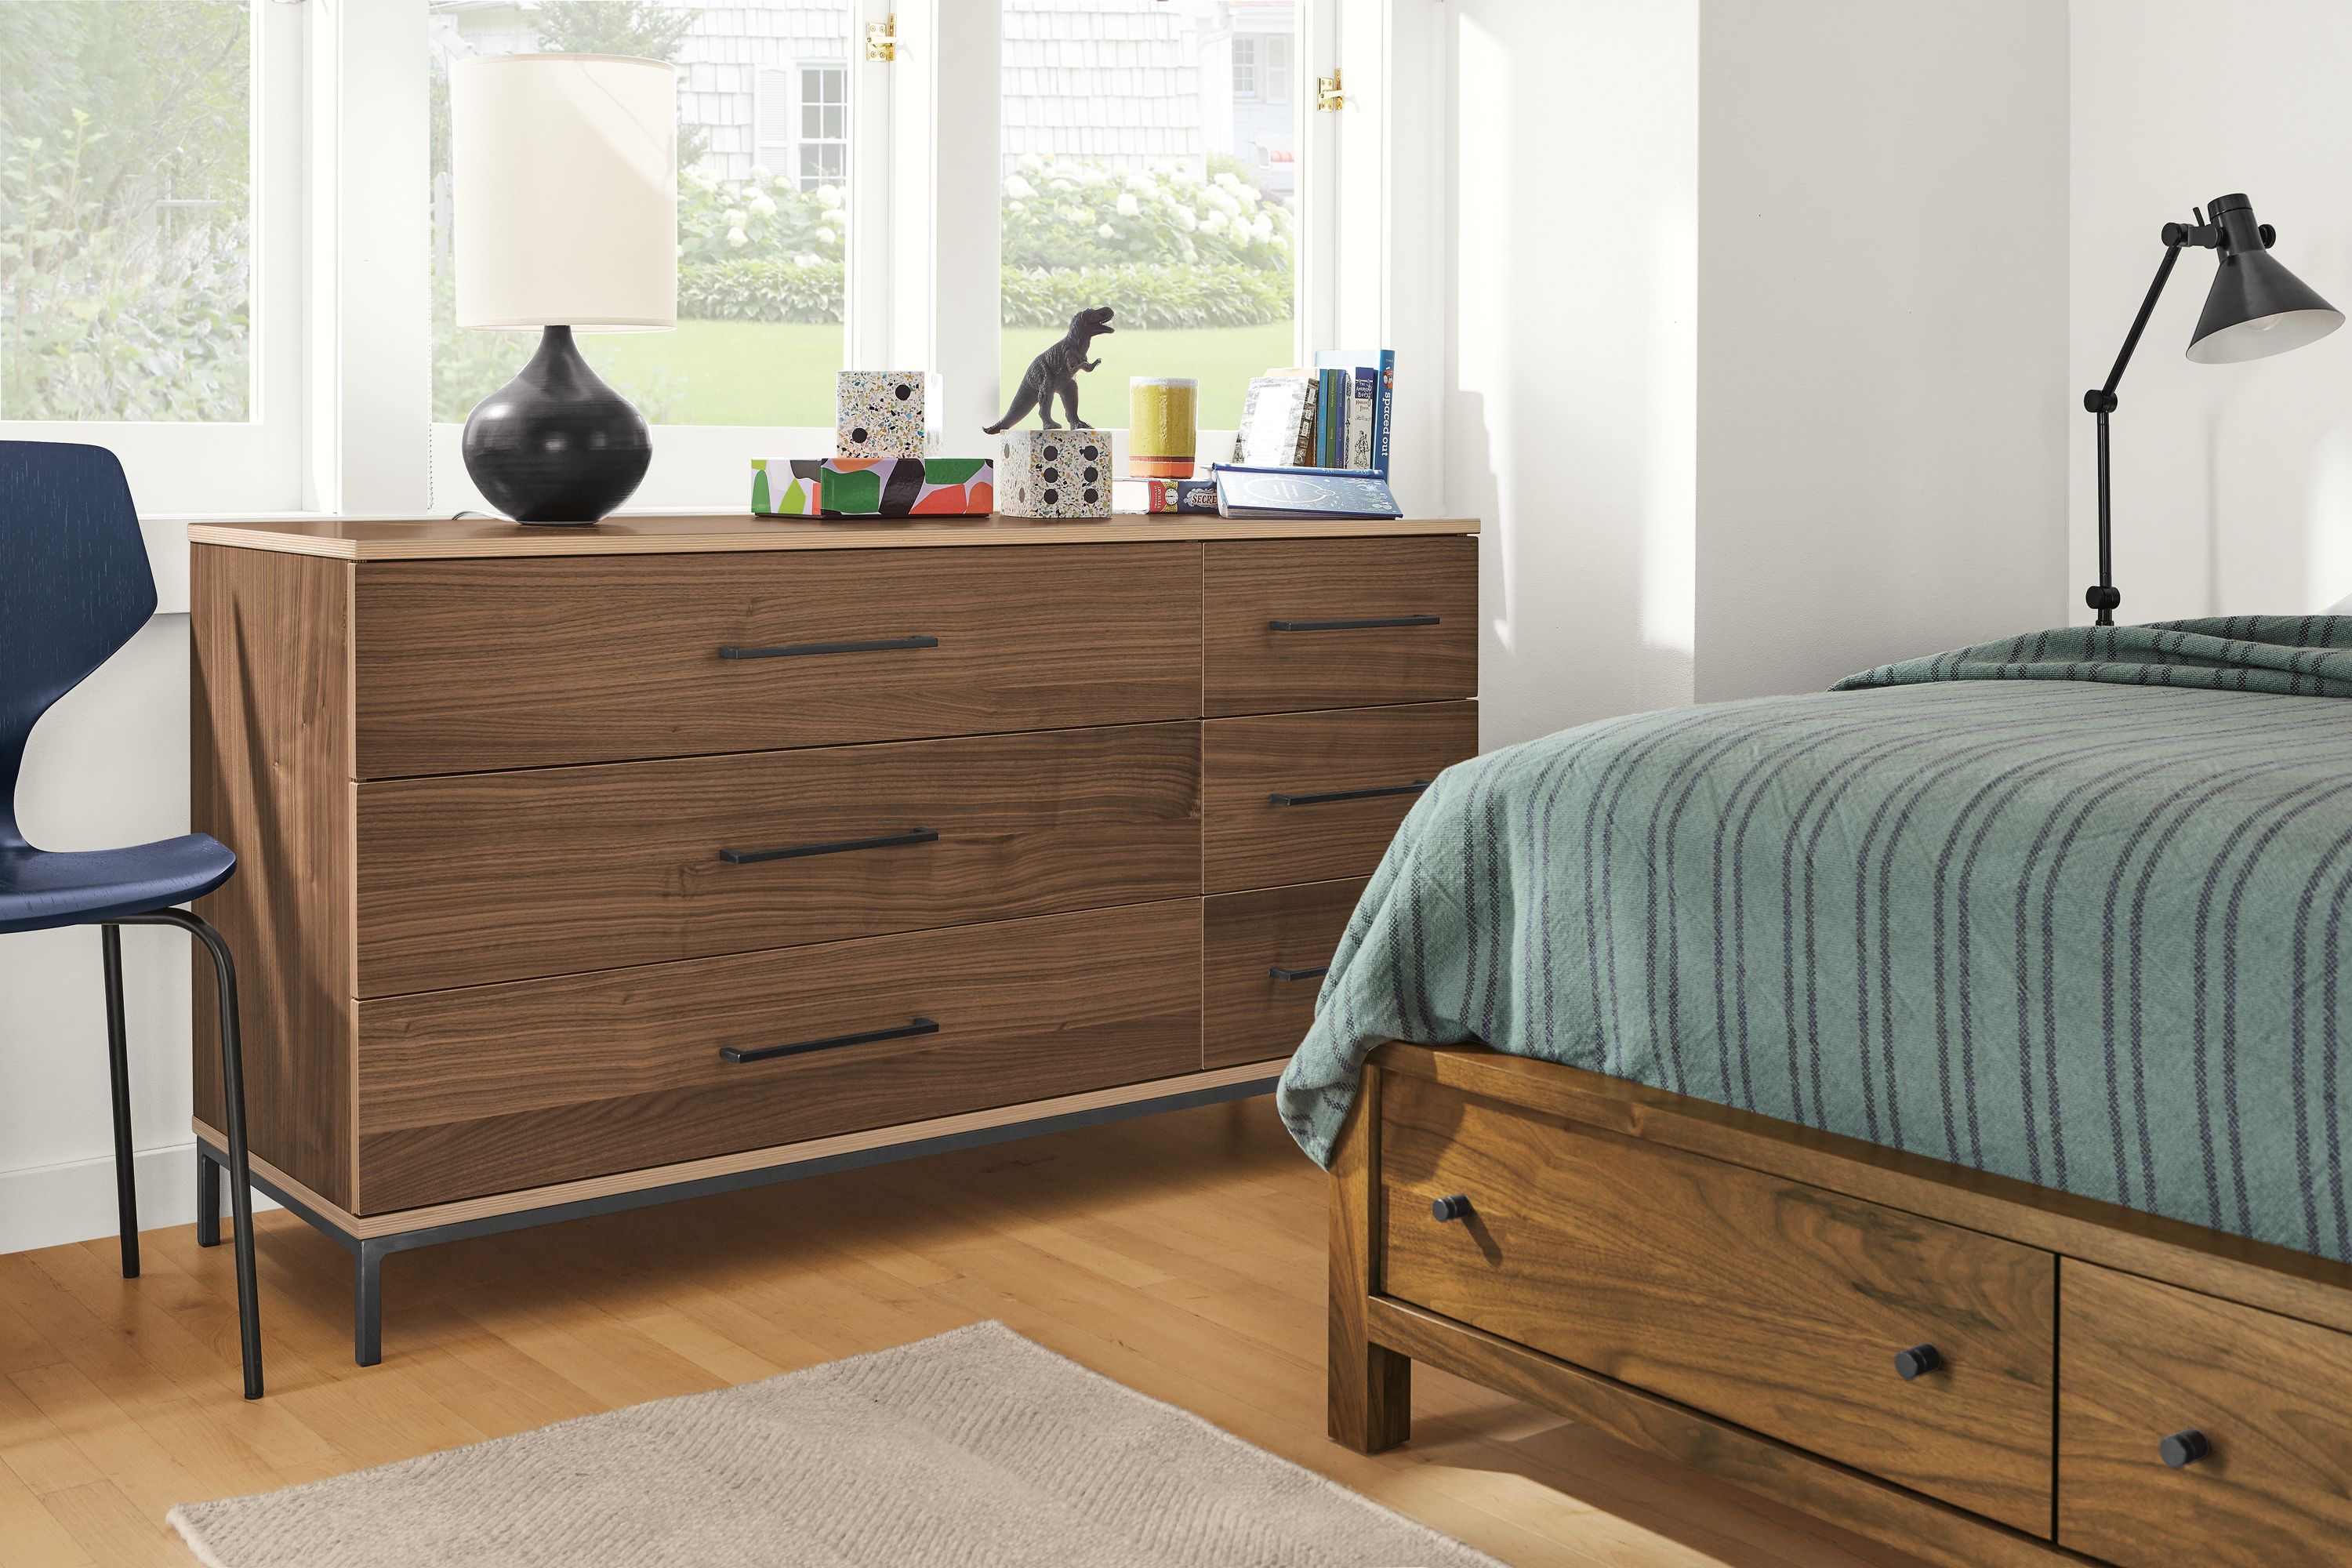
[1222,348,1397,517]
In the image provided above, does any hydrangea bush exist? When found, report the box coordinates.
[666,155,1294,331]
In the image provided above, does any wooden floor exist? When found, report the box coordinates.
[0,1097,1933,1568]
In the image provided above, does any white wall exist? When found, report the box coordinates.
[2071,0,2352,622]
[1446,0,1700,749]
[0,618,213,1254]
[1694,0,2071,701]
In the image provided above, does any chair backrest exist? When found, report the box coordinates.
[0,441,157,847]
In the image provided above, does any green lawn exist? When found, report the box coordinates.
[584,318,1294,430]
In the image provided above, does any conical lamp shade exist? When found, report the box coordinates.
[2187,248,2343,364]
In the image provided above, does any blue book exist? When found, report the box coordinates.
[1316,349,1394,478]
[1210,464,1401,520]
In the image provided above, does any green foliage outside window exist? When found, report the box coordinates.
[0,0,252,422]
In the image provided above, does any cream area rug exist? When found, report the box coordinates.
[169,1321,1501,1567]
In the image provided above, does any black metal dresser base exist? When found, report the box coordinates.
[197,1072,1277,1367]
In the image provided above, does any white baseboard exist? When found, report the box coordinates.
[0,1140,280,1257]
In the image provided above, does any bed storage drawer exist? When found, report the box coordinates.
[352,899,1203,1213]
[354,723,1203,995]
[1203,702,1478,894]
[1203,877,1367,1069]
[1377,1073,2056,1533]
[350,544,1204,776]
[1203,537,1477,717]
[2057,1261,2352,1566]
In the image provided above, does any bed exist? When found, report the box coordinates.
[1297,618,2352,1568]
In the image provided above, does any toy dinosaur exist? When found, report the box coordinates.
[983,306,1115,432]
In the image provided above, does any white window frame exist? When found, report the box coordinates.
[271,0,1430,524]
[0,0,307,521]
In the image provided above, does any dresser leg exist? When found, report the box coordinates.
[354,1240,386,1367]
[1330,1065,1412,1452]
[195,1146,221,1248]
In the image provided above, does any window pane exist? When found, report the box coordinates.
[1000,0,1296,432]
[0,0,252,422]
[428,2,848,429]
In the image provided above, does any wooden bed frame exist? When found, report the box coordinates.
[1329,1041,2352,1568]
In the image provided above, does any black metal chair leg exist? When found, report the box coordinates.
[195,1144,220,1248]
[119,908,262,1399]
[100,924,139,1279]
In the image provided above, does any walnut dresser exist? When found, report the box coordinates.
[184,511,1479,1363]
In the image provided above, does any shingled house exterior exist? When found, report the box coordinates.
[430,0,1298,199]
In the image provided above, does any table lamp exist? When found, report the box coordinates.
[450,53,677,524]
[2082,192,2342,624]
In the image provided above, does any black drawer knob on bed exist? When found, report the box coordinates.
[1431,1194,1473,1223]
[1893,1344,1943,1380]
[2159,1428,2212,1468]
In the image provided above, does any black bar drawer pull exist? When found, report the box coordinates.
[1268,615,1439,632]
[722,1017,938,1065]
[1269,780,1431,808]
[719,635,939,659]
[719,827,938,866]
[1269,964,1329,982]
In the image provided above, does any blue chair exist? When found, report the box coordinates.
[1,441,262,1399]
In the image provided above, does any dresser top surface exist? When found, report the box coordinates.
[189,511,1481,561]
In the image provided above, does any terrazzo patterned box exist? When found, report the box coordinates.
[836,371,938,458]
[998,430,1110,518]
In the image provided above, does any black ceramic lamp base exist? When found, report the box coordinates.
[462,325,652,525]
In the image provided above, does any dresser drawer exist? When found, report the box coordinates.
[2058,1261,2352,1566]
[354,724,1201,996]
[1203,878,1366,1069]
[1203,537,1476,717]
[1203,702,1477,894]
[350,544,1203,776]
[1377,1073,2055,1533]
[353,900,1203,1212]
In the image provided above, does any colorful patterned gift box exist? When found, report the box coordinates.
[750,459,826,517]
[835,370,940,459]
[819,457,994,517]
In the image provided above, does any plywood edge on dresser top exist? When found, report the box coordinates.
[194,1057,1288,1239]
[189,511,1482,560]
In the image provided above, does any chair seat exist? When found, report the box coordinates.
[0,835,237,935]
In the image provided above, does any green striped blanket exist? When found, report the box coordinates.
[1277,618,2352,1262]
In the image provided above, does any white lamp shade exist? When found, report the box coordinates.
[452,53,677,331]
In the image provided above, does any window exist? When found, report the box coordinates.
[0,0,303,510]
[797,64,848,189]
[427,2,849,439]
[10,0,1377,521]
[999,0,1299,430]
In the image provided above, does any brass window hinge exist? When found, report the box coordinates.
[866,14,897,62]
[1316,67,1346,113]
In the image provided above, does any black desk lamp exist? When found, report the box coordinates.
[2084,192,2343,625]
